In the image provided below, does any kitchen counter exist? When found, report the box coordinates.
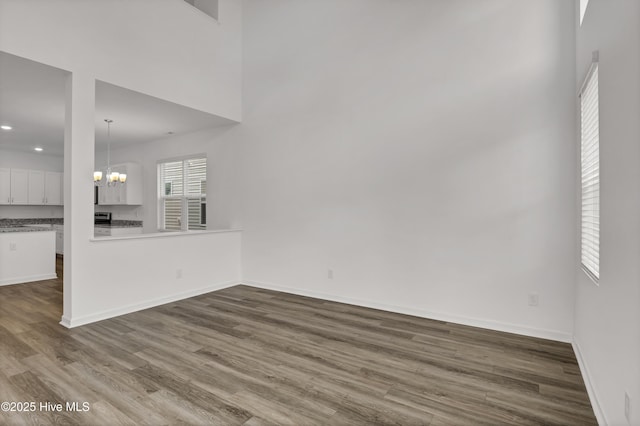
[0,218,63,227]
[0,227,57,285]
[0,225,57,233]
[95,221,143,229]
[90,228,241,241]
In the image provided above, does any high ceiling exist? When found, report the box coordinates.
[0,51,235,157]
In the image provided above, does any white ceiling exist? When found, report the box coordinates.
[0,51,235,157]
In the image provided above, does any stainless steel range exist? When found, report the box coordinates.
[94,212,112,225]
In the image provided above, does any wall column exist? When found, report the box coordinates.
[61,72,95,327]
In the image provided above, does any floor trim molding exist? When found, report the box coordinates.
[59,280,241,328]
[59,316,72,328]
[572,339,606,425]
[0,273,57,287]
[242,280,573,343]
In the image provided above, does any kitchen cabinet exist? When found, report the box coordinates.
[21,223,64,254]
[28,171,63,205]
[0,168,10,205]
[54,224,64,255]
[45,172,63,205]
[1,168,63,206]
[97,163,142,205]
[94,227,109,237]
[94,226,143,237]
[9,169,29,204]
[28,170,45,204]
[0,228,56,286]
[98,184,119,205]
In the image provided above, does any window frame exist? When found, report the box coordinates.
[157,155,207,232]
[579,58,600,284]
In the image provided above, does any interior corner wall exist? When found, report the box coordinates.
[573,0,640,424]
[238,0,577,340]
[63,74,242,327]
[0,0,242,120]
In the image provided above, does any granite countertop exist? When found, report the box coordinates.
[0,218,63,227]
[0,225,56,233]
[0,218,142,230]
[95,220,143,229]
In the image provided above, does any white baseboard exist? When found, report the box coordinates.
[242,280,573,343]
[59,280,241,328]
[59,316,72,328]
[572,339,606,425]
[0,273,57,286]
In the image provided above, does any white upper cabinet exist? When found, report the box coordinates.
[28,170,45,204]
[97,163,142,205]
[28,170,63,205]
[0,168,10,205]
[0,168,63,205]
[10,169,29,204]
[44,171,63,205]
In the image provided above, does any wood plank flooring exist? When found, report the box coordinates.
[0,258,597,425]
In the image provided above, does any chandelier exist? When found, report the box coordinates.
[94,119,126,186]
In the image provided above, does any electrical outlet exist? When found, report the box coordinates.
[625,392,631,422]
[528,293,539,307]
[176,269,183,279]
[9,242,16,251]
[328,269,334,279]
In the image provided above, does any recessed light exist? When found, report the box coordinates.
[167,131,174,135]
[1,125,12,130]
[34,147,43,152]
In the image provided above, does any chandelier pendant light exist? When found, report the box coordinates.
[94,119,127,186]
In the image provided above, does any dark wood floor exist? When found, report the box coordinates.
[0,258,596,425]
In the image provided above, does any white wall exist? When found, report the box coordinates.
[238,0,577,340]
[574,1,640,424]
[192,0,219,20]
[0,0,243,326]
[98,125,242,232]
[0,148,63,171]
[62,72,243,328]
[62,230,242,327]
[0,148,64,218]
[0,0,242,120]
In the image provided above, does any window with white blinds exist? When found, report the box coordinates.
[158,157,207,231]
[580,64,599,281]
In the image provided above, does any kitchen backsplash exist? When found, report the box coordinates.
[94,205,143,221]
[0,206,64,219]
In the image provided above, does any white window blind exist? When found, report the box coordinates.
[158,157,207,231]
[186,158,207,230]
[580,64,599,281]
